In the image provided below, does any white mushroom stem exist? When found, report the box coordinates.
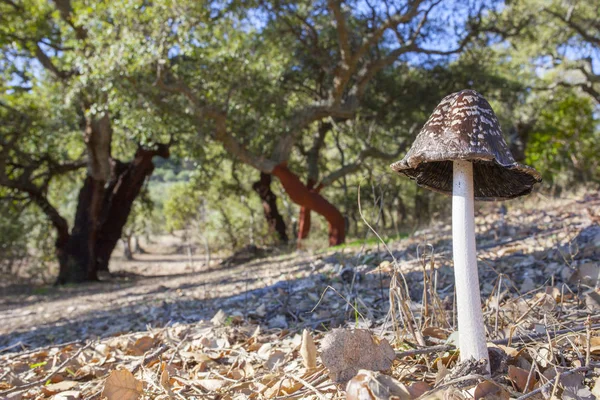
[452,160,490,372]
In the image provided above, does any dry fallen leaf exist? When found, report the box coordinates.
[265,350,286,371]
[211,309,227,326]
[196,379,226,392]
[52,390,81,400]
[320,329,395,384]
[345,370,410,400]
[589,336,600,354]
[101,369,143,400]
[435,359,449,386]
[159,362,174,398]
[560,372,596,400]
[264,377,302,398]
[300,329,317,370]
[41,380,78,396]
[128,336,154,356]
[473,380,510,400]
[407,381,432,398]
[422,326,448,340]
[508,365,537,393]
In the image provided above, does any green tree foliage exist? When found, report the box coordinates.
[1,0,599,280]
[164,163,270,251]
[485,0,600,103]
[526,90,599,184]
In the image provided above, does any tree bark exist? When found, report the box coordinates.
[95,145,169,272]
[55,175,95,284]
[297,179,316,240]
[298,122,330,242]
[55,144,169,284]
[252,172,289,244]
[272,163,345,246]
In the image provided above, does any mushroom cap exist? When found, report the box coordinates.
[390,89,541,200]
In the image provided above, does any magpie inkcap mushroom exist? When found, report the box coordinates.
[390,89,541,200]
[390,89,541,373]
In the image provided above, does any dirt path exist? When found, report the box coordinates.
[0,249,321,349]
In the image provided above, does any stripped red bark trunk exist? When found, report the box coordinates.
[252,173,288,244]
[297,179,316,240]
[272,163,345,246]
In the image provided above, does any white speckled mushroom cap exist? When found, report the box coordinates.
[390,89,541,200]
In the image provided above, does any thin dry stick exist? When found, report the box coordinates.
[494,322,600,346]
[515,363,600,400]
[495,275,503,338]
[132,344,168,374]
[0,341,26,355]
[542,315,556,367]
[357,183,425,346]
[279,374,330,400]
[586,316,592,367]
[0,341,93,396]
[396,344,452,358]
[0,338,84,359]
[168,333,189,364]
[513,293,547,326]
[310,285,367,323]
[523,358,537,395]
[285,373,328,400]
[395,322,600,358]
[425,373,494,396]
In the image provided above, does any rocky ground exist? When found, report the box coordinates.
[0,190,599,399]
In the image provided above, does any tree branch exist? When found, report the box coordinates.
[155,67,277,173]
[331,0,426,101]
[34,43,71,80]
[319,142,406,187]
[545,8,600,46]
[328,0,352,67]
[270,101,357,164]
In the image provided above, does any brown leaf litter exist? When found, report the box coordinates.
[0,190,600,399]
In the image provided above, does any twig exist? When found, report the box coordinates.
[425,374,492,396]
[0,339,84,359]
[285,373,328,400]
[168,333,189,364]
[515,363,600,400]
[585,316,592,366]
[396,344,453,358]
[132,344,168,374]
[395,322,600,358]
[0,341,93,396]
[0,341,26,354]
[493,322,600,346]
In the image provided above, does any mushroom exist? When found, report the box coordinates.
[390,89,541,371]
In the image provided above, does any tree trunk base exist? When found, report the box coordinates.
[55,144,169,284]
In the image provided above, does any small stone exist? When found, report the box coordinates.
[268,315,288,329]
[570,262,600,286]
[583,290,600,311]
[520,277,535,293]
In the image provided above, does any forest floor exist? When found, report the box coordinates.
[1,190,600,399]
